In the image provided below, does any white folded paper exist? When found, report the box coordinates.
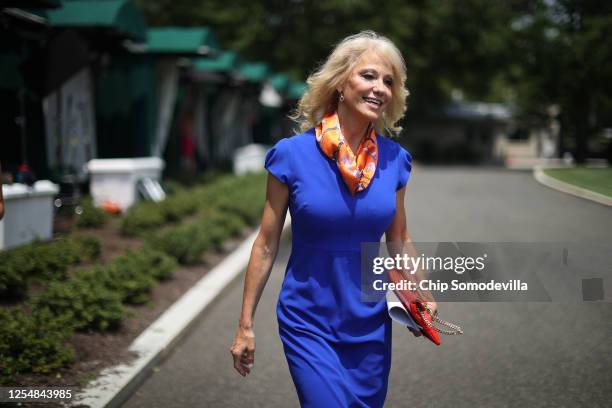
[386,290,422,332]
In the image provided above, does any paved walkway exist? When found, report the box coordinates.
[123,166,612,408]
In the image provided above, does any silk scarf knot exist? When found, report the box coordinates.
[315,112,378,196]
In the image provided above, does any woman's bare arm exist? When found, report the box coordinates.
[239,174,288,329]
[385,186,437,311]
[230,173,289,376]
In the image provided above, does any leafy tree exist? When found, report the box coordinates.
[135,0,514,110]
[506,0,612,162]
[135,0,612,160]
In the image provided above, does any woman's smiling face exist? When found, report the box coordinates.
[339,49,394,124]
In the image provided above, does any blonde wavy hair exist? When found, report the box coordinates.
[291,30,409,137]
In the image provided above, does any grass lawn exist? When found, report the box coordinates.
[543,167,612,198]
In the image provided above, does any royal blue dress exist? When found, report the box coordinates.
[264,128,413,408]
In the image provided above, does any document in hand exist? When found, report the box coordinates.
[386,289,422,332]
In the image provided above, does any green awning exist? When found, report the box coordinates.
[287,81,307,99]
[44,0,147,42]
[0,54,24,90]
[37,0,61,7]
[239,62,270,83]
[269,73,290,93]
[193,50,240,72]
[7,0,61,7]
[147,27,218,55]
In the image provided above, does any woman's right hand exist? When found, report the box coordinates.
[230,325,255,377]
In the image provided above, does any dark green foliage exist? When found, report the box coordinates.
[0,236,101,298]
[0,307,74,384]
[76,197,108,229]
[70,235,102,262]
[160,180,185,195]
[31,278,125,332]
[0,172,264,384]
[121,172,265,236]
[505,1,612,163]
[159,191,199,222]
[135,246,178,281]
[147,223,211,264]
[146,210,246,263]
[77,262,154,306]
[25,240,79,281]
[210,173,266,226]
[143,172,266,263]
[120,202,166,236]
[194,217,229,251]
[0,249,30,299]
[135,0,612,163]
[74,246,177,305]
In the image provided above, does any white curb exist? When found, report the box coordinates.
[533,165,612,207]
[72,216,291,408]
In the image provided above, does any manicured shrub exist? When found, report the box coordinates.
[76,197,107,228]
[78,261,154,306]
[0,307,74,385]
[160,180,185,195]
[70,235,102,262]
[0,250,31,299]
[74,246,176,305]
[208,173,266,226]
[0,235,101,298]
[31,278,125,332]
[194,216,232,250]
[135,246,178,281]
[147,223,212,264]
[27,240,79,281]
[159,191,199,222]
[120,172,265,237]
[120,202,165,236]
[222,212,248,236]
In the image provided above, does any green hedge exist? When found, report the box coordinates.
[0,307,74,385]
[31,278,126,332]
[78,264,154,306]
[76,197,108,229]
[120,202,166,236]
[120,190,200,236]
[147,210,247,264]
[141,173,265,264]
[0,245,177,383]
[76,247,175,305]
[0,235,101,299]
[132,246,178,281]
[120,172,266,236]
[159,191,199,222]
[147,223,208,264]
[0,172,265,382]
[31,246,177,332]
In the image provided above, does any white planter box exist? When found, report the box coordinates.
[0,180,59,250]
[87,157,165,212]
[233,144,267,176]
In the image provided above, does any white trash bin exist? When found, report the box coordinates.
[0,180,59,250]
[233,144,267,176]
[87,157,165,212]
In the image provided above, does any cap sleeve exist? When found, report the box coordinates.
[264,138,293,186]
[396,146,413,191]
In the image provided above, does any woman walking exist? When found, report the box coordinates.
[230,31,436,407]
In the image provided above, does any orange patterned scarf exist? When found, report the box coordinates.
[315,112,378,196]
